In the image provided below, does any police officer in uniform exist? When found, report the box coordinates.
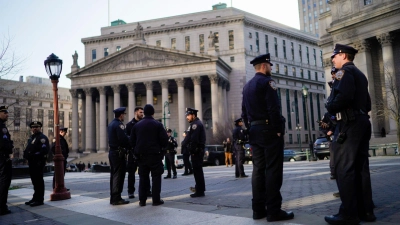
[108,107,130,205]
[182,108,206,198]
[325,44,375,224]
[0,106,13,215]
[164,129,178,179]
[242,53,294,222]
[232,118,248,178]
[181,130,193,176]
[23,121,50,207]
[52,127,69,190]
[130,104,168,206]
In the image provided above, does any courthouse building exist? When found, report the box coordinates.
[319,0,400,137]
[67,4,326,153]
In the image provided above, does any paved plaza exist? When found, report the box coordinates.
[1,156,400,225]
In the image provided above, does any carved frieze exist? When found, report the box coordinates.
[333,29,358,42]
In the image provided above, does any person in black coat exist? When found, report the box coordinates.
[164,129,178,179]
[0,106,13,215]
[52,127,69,189]
[181,130,193,176]
[232,118,248,178]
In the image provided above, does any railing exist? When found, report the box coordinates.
[369,143,398,156]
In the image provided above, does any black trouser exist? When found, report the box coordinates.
[138,154,164,203]
[109,150,126,203]
[333,116,374,217]
[329,142,335,177]
[183,154,192,174]
[191,151,205,193]
[234,144,246,177]
[28,160,45,203]
[249,125,284,215]
[0,156,12,211]
[165,153,177,176]
[127,152,138,194]
[52,160,67,189]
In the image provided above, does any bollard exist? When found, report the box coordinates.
[306,149,310,161]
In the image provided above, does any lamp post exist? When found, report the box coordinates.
[44,53,71,201]
[302,85,316,161]
[162,101,170,128]
[295,124,302,150]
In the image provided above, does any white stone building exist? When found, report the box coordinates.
[67,4,326,153]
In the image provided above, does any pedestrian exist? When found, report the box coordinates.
[107,107,130,205]
[325,44,375,224]
[88,161,91,170]
[181,131,193,176]
[232,118,248,178]
[51,127,69,190]
[223,138,233,167]
[0,106,13,215]
[164,129,178,179]
[381,127,386,137]
[23,121,50,207]
[130,104,168,206]
[242,53,294,222]
[182,107,206,198]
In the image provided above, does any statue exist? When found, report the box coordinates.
[72,51,78,66]
[134,22,144,40]
[208,31,215,48]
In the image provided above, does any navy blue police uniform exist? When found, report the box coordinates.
[325,44,375,223]
[232,118,248,178]
[23,121,50,207]
[51,127,69,189]
[242,53,294,221]
[107,107,130,205]
[125,117,140,198]
[181,130,193,175]
[0,106,13,215]
[164,129,178,179]
[182,108,206,197]
[130,104,168,206]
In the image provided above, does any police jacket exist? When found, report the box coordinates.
[182,118,206,152]
[165,136,178,151]
[232,125,246,145]
[0,119,13,156]
[125,118,139,136]
[108,118,130,150]
[130,116,168,155]
[51,135,69,160]
[23,132,50,162]
[326,62,371,115]
[241,72,283,133]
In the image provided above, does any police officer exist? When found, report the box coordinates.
[325,44,375,224]
[181,131,193,176]
[130,104,168,206]
[232,118,248,178]
[0,106,13,215]
[108,107,130,205]
[23,121,50,207]
[164,129,178,179]
[125,106,144,199]
[52,127,69,190]
[182,107,206,198]
[242,53,294,222]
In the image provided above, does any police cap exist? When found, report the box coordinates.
[0,105,8,113]
[30,121,43,128]
[250,53,273,66]
[185,107,198,116]
[331,43,358,59]
[331,67,339,75]
[234,118,243,124]
[60,127,68,132]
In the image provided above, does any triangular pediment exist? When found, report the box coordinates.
[70,44,219,76]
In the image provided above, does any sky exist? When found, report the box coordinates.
[0,0,300,88]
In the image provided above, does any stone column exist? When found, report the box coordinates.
[222,80,229,122]
[218,80,224,123]
[98,87,107,152]
[127,84,136,120]
[112,85,121,109]
[81,93,86,151]
[192,76,203,121]
[160,80,169,128]
[107,92,114,124]
[95,97,99,152]
[377,33,396,133]
[176,78,185,143]
[69,89,79,153]
[144,81,153,106]
[83,88,94,153]
[209,74,219,134]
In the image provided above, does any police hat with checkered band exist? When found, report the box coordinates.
[250,53,273,66]
[0,105,8,113]
[331,43,358,59]
[30,121,43,128]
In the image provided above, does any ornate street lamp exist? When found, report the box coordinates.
[44,53,71,201]
[162,101,170,128]
[302,85,316,161]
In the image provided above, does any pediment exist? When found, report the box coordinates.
[71,44,218,76]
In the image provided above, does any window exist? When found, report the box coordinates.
[313,48,316,65]
[69,112,72,129]
[37,109,44,123]
[289,134,293,144]
[48,128,54,138]
[305,134,309,143]
[255,32,259,52]
[308,70,311,79]
[59,111,64,127]
[249,32,252,38]
[199,34,204,53]
[286,89,292,130]
[317,94,321,121]
[26,108,32,127]
[306,47,310,64]
[302,96,308,130]
[156,40,161,47]
[283,40,286,59]
[46,93,50,98]
[104,48,109,57]
[185,36,190,51]
[250,45,253,51]
[35,91,39,97]
[214,32,219,51]
[291,42,294,60]
[67,96,70,101]
[284,66,288,75]
[58,94,60,99]
[265,35,269,53]
[276,64,280,74]
[322,72,325,78]
[299,45,303,62]
[228,30,234,50]
[320,50,323,67]
[171,38,176,50]
[310,93,315,130]
[28,100,31,106]
[14,107,20,128]
[300,69,304,78]
[315,22,319,31]
[116,46,121,51]
[294,90,299,124]
[309,24,313,32]
[364,0,372,5]
[230,56,235,62]
[2,98,5,103]
[92,49,96,62]
[274,37,278,57]
[292,67,296,76]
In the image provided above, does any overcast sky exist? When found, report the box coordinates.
[0,0,300,88]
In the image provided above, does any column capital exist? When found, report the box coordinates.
[159,80,169,89]
[353,39,371,53]
[377,33,393,47]
[69,89,79,98]
[97,86,107,95]
[208,74,219,84]
[175,78,185,87]
[83,88,93,96]
[144,81,153,90]
[126,83,135,92]
[323,58,333,68]
[191,76,202,85]
[111,85,121,93]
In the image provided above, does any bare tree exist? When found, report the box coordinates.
[211,117,236,144]
[0,33,23,79]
